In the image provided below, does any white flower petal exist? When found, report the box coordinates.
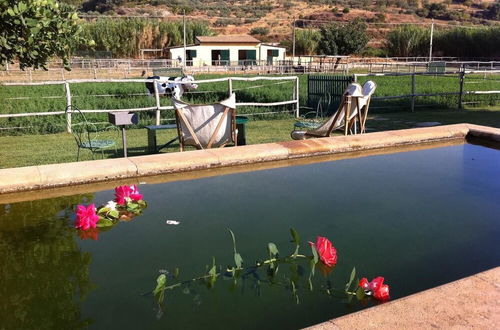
[166,220,180,225]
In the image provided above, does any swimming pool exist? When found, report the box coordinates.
[1,142,499,329]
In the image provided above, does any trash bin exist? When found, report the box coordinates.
[236,116,248,146]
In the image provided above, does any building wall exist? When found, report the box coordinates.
[260,45,286,64]
[169,44,286,66]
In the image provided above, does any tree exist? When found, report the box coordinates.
[0,0,87,70]
[318,19,369,55]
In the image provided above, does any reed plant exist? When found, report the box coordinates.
[78,18,214,58]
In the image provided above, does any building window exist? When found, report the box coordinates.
[211,49,229,66]
[238,50,257,65]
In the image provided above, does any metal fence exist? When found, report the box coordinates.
[353,70,500,112]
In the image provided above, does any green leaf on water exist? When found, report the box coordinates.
[355,285,366,300]
[345,267,356,292]
[108,210,119,219]
[96,218,113,227]
[268,242,279,256]
[153,274,166,297]
[97,207,109,214]
[290,227,300,245]
[228,229,237,253]
[234,252,243,269]
[310,243,319,264]
[208,257,216,276]
[228,229,243,268]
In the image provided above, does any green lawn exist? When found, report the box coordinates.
[1,106,499,169]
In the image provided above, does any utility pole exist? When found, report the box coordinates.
[183,9,187,68]
[429,19,434,62]
[292,19,296,65]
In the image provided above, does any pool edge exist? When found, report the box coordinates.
[0,123,498,194]
[306,266,500,330]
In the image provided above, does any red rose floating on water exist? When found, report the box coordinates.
[359,276,390,301]
[309,236,338,267]
[115,185,143,205]
[74,204,99,230]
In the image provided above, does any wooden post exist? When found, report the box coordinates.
[65,82,72,133]
[410,73,416,112]
[154,78,161,125]
[228,78,232,97]
[295,76,300,118]
[458,69,465,110]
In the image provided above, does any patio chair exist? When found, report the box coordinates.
[172,93,237,151]
[291,81,376,140]
[294,92,332,131]
[69,106,118,161]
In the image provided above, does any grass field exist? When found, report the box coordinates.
[1,73,498,136]
[1,106,499,169]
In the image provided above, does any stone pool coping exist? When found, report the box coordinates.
[0,123,498,195]
[306,267,500,329]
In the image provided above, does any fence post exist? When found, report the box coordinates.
[228,77,232,97]
[154,79,161,125]
[65,82,72,133]
[410,74,416,112]
[295,76,300,118]
[458,69,465,109]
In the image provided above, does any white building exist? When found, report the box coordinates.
[166,35,286,67]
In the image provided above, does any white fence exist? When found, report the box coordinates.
[1,76,300,133]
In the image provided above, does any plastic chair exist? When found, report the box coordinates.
[172,93,237,151]
[69,106,118,161]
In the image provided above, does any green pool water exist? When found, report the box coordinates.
[1,143,499,329]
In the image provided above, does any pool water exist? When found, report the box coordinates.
[1,143,499,329]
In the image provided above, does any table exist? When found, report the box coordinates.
[145,124,177,153]
[236,116,248,146]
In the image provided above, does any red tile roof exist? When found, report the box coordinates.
[196,35,261,44]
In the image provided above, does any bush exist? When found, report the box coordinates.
[385,25,430,57]
[342,7,350,13]
[434,26,500,58]
[250,27,270,36]
[483,2,500,20]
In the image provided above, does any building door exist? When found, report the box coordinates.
[267,49,279,65]
[186,50,196,66]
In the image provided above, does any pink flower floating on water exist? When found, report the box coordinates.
[309,236,338,267]
[74,204,99,230]
[114,185,143,205]
[359,276,390,301]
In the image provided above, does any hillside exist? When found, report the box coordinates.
[65,1,499,30]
